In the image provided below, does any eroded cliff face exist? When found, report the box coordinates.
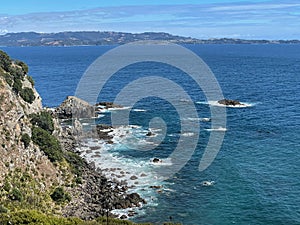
[0,53,69,214]
[0,75,61,183]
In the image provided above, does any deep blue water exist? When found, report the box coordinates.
[2,44,300,225]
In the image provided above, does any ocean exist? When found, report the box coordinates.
[2,44,300,225]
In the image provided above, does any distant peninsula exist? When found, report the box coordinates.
[0,31,300,46]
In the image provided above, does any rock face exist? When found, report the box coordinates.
[0,76,59,186]
[55,96,95,119]
[218,99,244,106]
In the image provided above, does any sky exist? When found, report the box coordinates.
[0,0,299,39]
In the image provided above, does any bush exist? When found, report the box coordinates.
[30,111,54,134]
[50,187,71,203]
[9,188,23,201]
[12,78,22,94]
[20,87,35,104]
[0,210,84,225]
[27,75,35,86]
[21,133,31,148]
[31,127,63,162]
[0,205,8,214]
[3,181,11,192]
[3,73,13,86]
[64,151,86,178]
[15,60,29,74]
[0,50,11,72]
[9,66,25,80]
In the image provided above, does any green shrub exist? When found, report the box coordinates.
[3,181,11,192]
[50,187,71,203]
[9,188,23,201]
[31,127,63,162]
[15,60,29,74]
[21,133,31,148]
[9,66,25,80]
[0,205,8,214]
[0,210,83,225]
[0,50,11,72]
[12,78,22,94]
[30,111,54,134]
[27,75,35,86]
[64,151,86,178]
[3,73,13,86]
[20,87,35,104]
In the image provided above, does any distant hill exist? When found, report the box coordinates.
[0,31,299,46]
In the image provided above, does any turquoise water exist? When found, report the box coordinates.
[2,44,300,224]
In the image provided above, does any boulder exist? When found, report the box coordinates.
[152,158,160,163]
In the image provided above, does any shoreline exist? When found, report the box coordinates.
[73,124,168,219]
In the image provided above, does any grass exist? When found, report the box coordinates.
[0,210,181,225]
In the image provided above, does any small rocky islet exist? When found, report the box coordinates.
[217,98,245,106]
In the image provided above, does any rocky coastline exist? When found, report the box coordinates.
[53,96,147,220]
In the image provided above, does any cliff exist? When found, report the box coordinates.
[0,50,65,213]
[0,50,145,222]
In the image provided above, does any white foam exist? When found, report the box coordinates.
[76,125,168,214]
[208,101,253,108]
[201,117,211,122]
[201,180,215,186]
[205,127,227,132]
[184,117,202,121]
[150,158,173,166]
[132,109,147,112]
[196,100,254,108]
[108,106,130,111]
[182,132,195,137]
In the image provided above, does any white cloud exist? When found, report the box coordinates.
[209,3,300,11]
[0,1,299,39]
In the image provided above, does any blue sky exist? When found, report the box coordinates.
[0,0,299,39]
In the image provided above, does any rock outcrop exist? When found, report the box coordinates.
[55,96,95,119]
[218,99,244,106]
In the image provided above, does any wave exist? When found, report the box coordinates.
[200,118,211,122]
[205,127,227,132]
[201,180,215,186]
[150,157,173,166]
[182,132,195,137]
[132,109,147,112]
